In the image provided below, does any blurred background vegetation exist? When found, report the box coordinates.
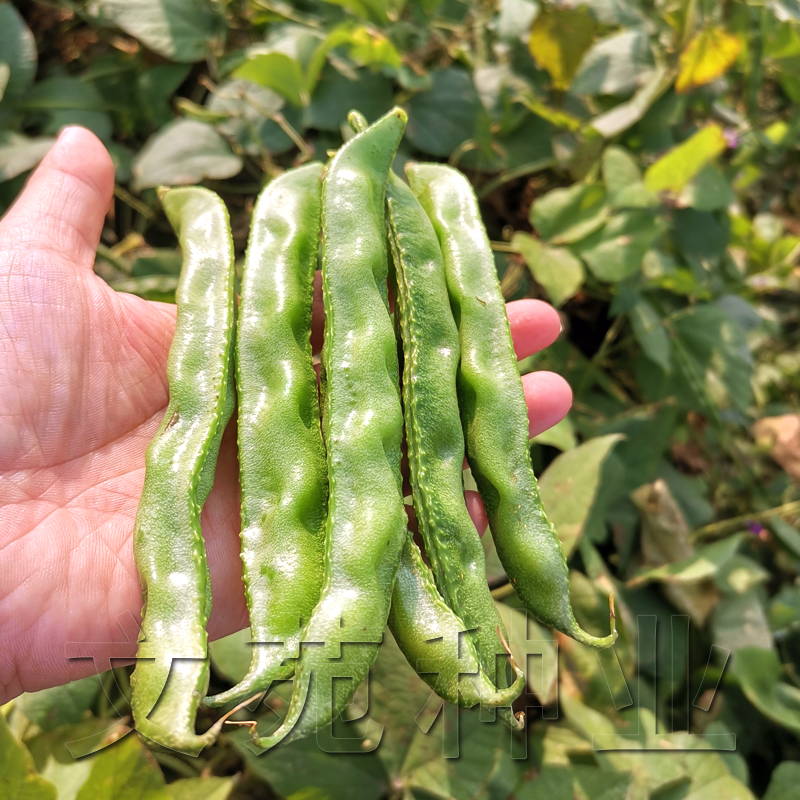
[2,0,800,798]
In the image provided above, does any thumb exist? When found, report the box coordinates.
[0,126,114,270]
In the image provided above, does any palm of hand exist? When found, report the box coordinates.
[0,128,570,704]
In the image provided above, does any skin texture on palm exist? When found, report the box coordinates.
[0,127,571,704]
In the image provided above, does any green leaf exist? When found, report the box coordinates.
[98,0,224,63]
[528,5,597,91]
[319,0,392,25]
[208,630,251,685]
[642,249,701,296]
[629,297,671,372]
[358,631,433,779]
[602,145,640,194]
[406,68,481,157]
[108,142,133,184]
[258,23,328,94]
[530,183,609,244]
[461,112,553,172]
[400,706,520,800]
[679,164,735,211]
[231,727,386,800]
[753,212,784,244]
[575,210,665,282]
[138,64,193,129]
[590,64,671,138]
[233,52,306,107]
[166,778,234,800]
[0,1,37,106]
[730,646,800,736]
[0,132,54,182]
[207,78,302,156]
[0,62,9,103]
[132,250,183,277]
[0,712,57,800]
[716,554,770,595]
[673,208,730,264]
[770,518,800,559]
[512,233,584,307]
[763,761,800,800]
[712,589,774,652]
[19,77,112,143]
[330,25,402,70]
[628,534,743,587]
[516,764,631,800]
[496,0,539,40]
[672,303,753,413]
[305,65,394,133]
[683,775,755,800]
[25,719,131,800]
[17,676,101,732]
[644,125,728,195]
[538,434,624,556]
[516,89,583,131]
[602,146,658,208]
[495,602,558,705]
[572,29,653,96]
[768,584,800,634]
[75,733,168,800]
[577,0,642,26]
[131,119,242,191]
[532,415,577,451]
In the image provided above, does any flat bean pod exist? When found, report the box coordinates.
[204,163,327,709]
[344,128,524,721]
[406,164,616,649]
[389,533,524,711]
[131,186,236,754]
[248,108,408,751]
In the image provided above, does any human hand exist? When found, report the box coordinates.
[0,127,571,703]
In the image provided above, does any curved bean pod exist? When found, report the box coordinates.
[131,186,236,754]
[389,533,524,712]
[406,164,616,649]
[248,107,408,751]
[203,163,327,709]
[338,122,523,720]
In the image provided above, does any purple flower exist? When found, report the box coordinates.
[747,521,765,535]
[724,129,740,149]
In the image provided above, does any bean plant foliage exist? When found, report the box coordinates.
[2,0,800,797]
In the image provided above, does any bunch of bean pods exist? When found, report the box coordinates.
[129,107,617,754]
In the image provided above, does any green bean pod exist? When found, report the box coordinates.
[203,163,327,709]
[131,187,236,754]
[406,164,616,650]
[248,108,408,752]
[341,135,522,721]
[389,533,524,712]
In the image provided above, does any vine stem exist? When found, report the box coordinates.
[692,500,800,541]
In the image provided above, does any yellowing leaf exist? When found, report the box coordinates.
[676,27,742,94]
[644,124,727,195]
[346,26,401,69]
[529,5,597,91]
